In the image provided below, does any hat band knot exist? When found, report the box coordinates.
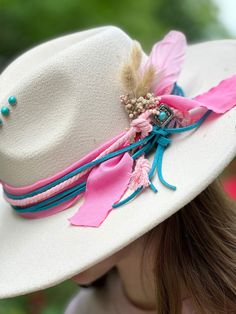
[130,116,153,138]
[156,133,171,147]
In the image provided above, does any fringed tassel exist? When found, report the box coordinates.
[128,155,151,190]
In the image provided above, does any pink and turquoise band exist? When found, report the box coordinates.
[1,73,236,228]
[2,109,211,217]
[1,130,127,219]
[1,84,185,219]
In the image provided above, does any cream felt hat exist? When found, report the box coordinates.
[0,25,236,298]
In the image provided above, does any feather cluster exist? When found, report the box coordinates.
[120,31,187,118]
[120,40,157,99]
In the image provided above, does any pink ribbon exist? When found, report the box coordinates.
[223,177,236,200]
[161,75,236,115]
[68,152,134,227]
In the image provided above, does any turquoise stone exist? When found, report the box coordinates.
[1,106,10,116]
[8,96,17,106]
[159,111,167,121]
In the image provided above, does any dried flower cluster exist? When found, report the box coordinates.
[119,41,163,121]
[120,92,161,119]
[119,40,188,127]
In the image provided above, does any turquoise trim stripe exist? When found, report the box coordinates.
[12,183,86,213]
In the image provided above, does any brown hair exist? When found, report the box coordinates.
[142,177,236,313]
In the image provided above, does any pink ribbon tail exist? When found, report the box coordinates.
[68,152,134,227]
[193,74,236,113]
[161,75,236,117]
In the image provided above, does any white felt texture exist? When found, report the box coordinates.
[0,26,133,186]
[0,27,236,298]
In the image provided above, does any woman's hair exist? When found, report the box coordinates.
[143,176,236,314]
[80,177,236,313]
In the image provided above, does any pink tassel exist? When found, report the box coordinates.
[128,156,151,190]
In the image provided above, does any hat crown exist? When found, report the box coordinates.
[0,27,236,300]
[0,26,139,186]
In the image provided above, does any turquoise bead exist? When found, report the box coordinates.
[1,106,10,116]
[159,111,167,121]
[8,96,17,106]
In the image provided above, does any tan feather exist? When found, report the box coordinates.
[120,41,143,96]
[130,40,142,72]
[120,63,137,95]
[135,65,156,97]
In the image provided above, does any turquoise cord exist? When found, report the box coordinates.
[112,109,212,208]
[13,184,87,213]
[11,134,155,212]
[6,132,155,200]
[171,82,185,96]
[13,183,86,212]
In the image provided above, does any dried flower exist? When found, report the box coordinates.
[120,92,160,119]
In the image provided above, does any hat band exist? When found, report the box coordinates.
[1,84,184,218]
[1,73,236,227]
[2,108,211,221]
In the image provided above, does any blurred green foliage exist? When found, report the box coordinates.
[0,0,229,69]
[0,0,231,313]
[0,281,77,314]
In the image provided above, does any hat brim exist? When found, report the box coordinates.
[0,39,236,299]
